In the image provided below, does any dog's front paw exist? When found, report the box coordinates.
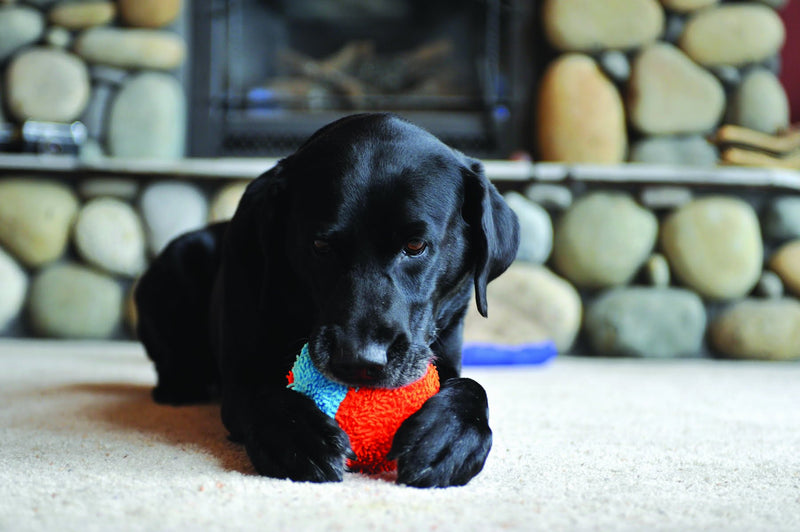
[388,378,492,488]
[244,388,353,482]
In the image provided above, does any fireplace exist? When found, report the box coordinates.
[188,0,534,158]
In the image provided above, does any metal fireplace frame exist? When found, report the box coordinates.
[188,0,536,158]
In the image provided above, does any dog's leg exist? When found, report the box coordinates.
[135,223,227,405]
[388,314,493,487]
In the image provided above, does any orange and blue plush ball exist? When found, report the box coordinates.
[287,344,439,473]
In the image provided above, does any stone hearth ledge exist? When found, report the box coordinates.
[1,154,800,190]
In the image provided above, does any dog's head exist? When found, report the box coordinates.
[249,114,518,388]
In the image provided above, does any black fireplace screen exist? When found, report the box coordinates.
[189,0,532,157]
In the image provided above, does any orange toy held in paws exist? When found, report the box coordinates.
[287,344,440,473]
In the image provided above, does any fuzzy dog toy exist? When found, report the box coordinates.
[287,344,439,473]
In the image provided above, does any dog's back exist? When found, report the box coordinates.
[134,221,229,404]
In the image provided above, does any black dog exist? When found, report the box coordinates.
[135,113,519,487]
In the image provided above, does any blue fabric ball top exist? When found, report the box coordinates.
[287,344,349,419]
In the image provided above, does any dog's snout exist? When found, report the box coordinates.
[331,341,388,384]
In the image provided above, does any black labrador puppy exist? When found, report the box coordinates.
[135,113,519,488]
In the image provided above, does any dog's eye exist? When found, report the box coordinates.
[403,239,427,256]
[313,239,332,254]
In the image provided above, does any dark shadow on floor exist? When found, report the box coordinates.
[66,382,255,475]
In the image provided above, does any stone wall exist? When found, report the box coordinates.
[0,174,248,338]
[0,0,187,158]
[535,0,791,166]
[464,174,800,362]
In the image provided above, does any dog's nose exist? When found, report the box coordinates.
[330,342,387,384]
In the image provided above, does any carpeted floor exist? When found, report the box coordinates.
[1,340,799,532]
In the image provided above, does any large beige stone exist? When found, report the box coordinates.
[710,298,800,361]
[542,0,663,51]
[552,191,657,289]
[118,0,181,28]
[463,263,582,352]
[74,27,186,70]
[29,263,122,339]
[49,1,115,30]
[661,197,762,300]
[679,4,785,67]
[536,54,626,163]
[768,240,800,297]
[5,47,90,122]
[628,43,725,135]
[108,72,186,159]
[0,179,79,267]
[73,197,146,277]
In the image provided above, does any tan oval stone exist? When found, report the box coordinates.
[537,54,626,163]
[679,4,785,67]
[628,42,725,135]
[659,0,718,12]
[463,263,582,352]
[49,1,115,30]
[552,191,658,289]
[6,47,90,122]
[710,298,800,361]
[543,0,664,51]
[0,179,79,267]
[118,0,181,28]
[74,27,186,70]
[768,240,800,296]
[661,196,762,300]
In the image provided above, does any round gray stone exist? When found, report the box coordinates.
[139,181,208,255]
[44,26,73,49]
[710,298,800,360]
[0,5,44,62]
[598,50,630,83]
[503,192,553,264]
[585,287,706,358]
[756,271,784,299]
[763,197,800,242]
[73,197,146,277]
[108,72,186,159]
[0,246,27,332]
[29,262,122,339]
[6,47,91,123]
[727,68,789,135]
[552,191,658,289]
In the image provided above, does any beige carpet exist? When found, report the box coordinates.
[1,340,799,532]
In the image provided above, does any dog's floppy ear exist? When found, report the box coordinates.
[226,162,289,311]
[461,157,520,317]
